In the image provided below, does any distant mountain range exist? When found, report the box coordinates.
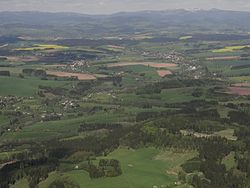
[0,9,250,38]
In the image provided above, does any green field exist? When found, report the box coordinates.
[38,148,196,188]
[222,152,236,171]
[214,129,237,141]
[1,112,127,141]
[119,88,200,106]
[0,76,72,96]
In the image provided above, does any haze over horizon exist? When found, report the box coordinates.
[0,0,250,14]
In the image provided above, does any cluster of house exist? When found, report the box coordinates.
[142,50,185,63]
[41,113,63,121]
[0,96,22,108]
[59,60,89,72]
[61,100,80,109]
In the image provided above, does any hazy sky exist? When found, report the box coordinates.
[0,0,250,14]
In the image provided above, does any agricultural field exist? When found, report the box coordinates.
[179,36,193,40]
[16,44,68,51]
[46,71,97,80]
[212,45,250,53]
[0,76,72,96]
[37,148,197,188]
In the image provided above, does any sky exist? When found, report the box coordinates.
[0,0,250,14]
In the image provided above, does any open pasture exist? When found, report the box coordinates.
[1,112,128,141]
[38,148,196,188]
[119,87,199,106]
[109,64,162,80]
[0,76,71,96]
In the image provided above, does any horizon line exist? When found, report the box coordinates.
[0,8,250,16]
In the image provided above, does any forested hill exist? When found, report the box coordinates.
[1,9,250,37]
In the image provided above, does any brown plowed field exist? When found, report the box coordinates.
[232,83,250,87]
[227,87,250,96]
[157,70,172,77]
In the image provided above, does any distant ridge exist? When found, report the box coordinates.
[1,9,250,38]
[1,8,250,16]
